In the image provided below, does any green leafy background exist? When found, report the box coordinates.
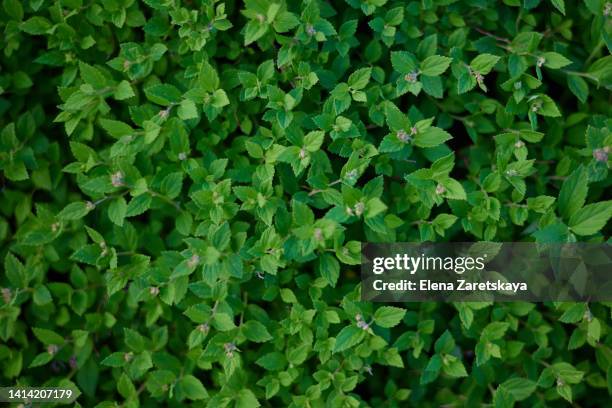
[1,0,611,407]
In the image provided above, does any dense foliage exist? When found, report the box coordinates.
[1,0,612,406]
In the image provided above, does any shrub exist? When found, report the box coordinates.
[1,0,611,407]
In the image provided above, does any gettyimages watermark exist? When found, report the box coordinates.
[361,242,612,302]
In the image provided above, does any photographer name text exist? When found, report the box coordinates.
[372,279,528,293]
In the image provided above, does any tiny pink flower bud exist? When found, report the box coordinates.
[224,342,238,357]
[124,352,133,362]
[299,148,307,159]
[506,169,518,177]
[354,202,365,217]
[404,72,418,83]
[345,169,358,180]
[149,286,159,296]
[397,129,411,142]
[47,344,59,355]
[178,152,187,161]
[158,108,170,119]
[313,228,323,241]
[187,254,200,268]
[593,148,609,162]
[111,171,124,187]
[2,288,12,304]
[435,184,446,195]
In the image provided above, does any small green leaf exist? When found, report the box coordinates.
[318,253,340,287]
[333,325,365,353]
[420,55,452,76]
[542,52,571,69]
[33,285,52,305]
[569,200,612,235]
[347,67,372,90]
[212,313,236,331]
[108,196,127,227]
[178,375,208,400]
[145,84,182,106]
[374,306,406,328]
[470,53,500,74]
[550,0,565,15]
[58,202,93,221]
[414,127,452,147]
[558,166,588,221]
[500,377,537,401]
[32,327,64,345]
[242,320,272,343]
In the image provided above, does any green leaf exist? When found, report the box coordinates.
[527,195,555,213]
[420,354,442,385]
[58,201,93,221]
[414,127,452,147]
[500,378,537,401]
[374,306,406,328]
[432,214,458,233]
[567,75,589,103]
[481,322,509,341]
[542,52,571,69]
[5,252,26,287]
[242,320,272,342]
[440,178,467,200]
[124,328,146,352]
[420,55,452,76]
[303,130,325,152]
[144,84,182,106]
[33,285,52,305]
[114,80,135,100]
[178,375,208,400]
[29,352,53,368]
[178,99,198,120]
[390,51,418,74]
[557,383,572,402]
[318,253,340,287]
[443,356,468,378]
[32,327,64,345]
[333,325,365,353]
[434,330,456,354]
[558,166,588,221]
[212,313,236,331]
[108,197,127,227]
[211,89,230,108]
[20,16,51,34]
[569,200,612,235]
[3,0,23,20]
[559,303,587,323]
[552,362,584,384]
[236,389,260,408]
[347,67,372,90]
[99,119,133,138]
[256,352,286,371]
[470,54,500,74]
[550,0,565,15]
